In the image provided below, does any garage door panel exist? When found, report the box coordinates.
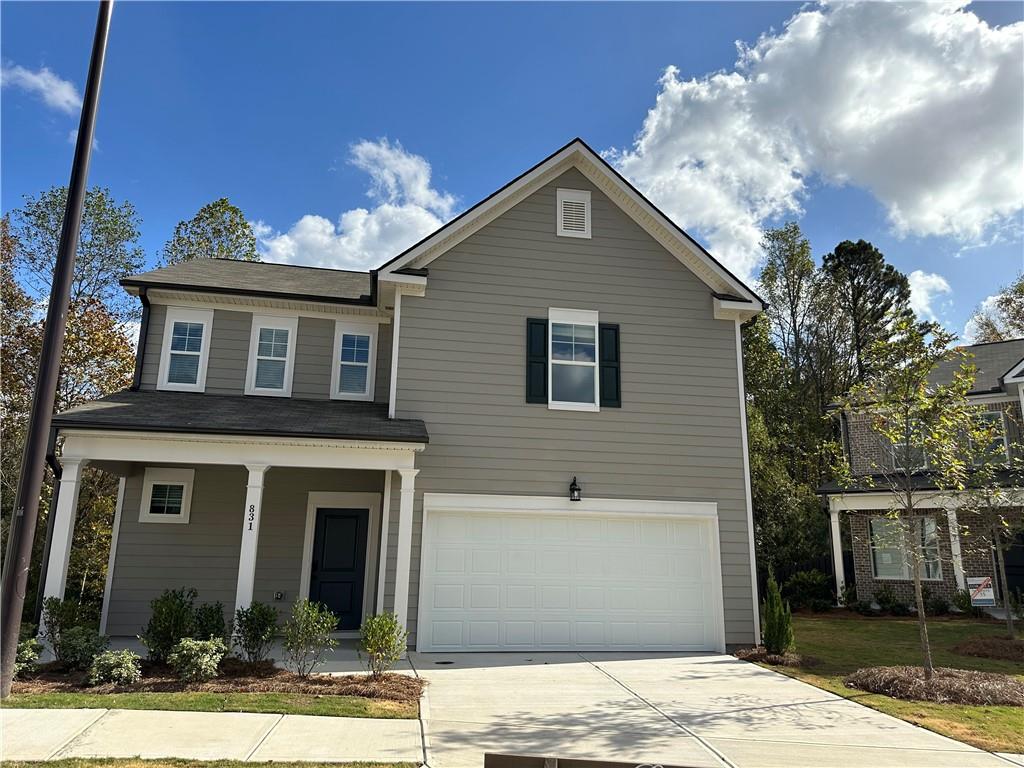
[419,508,721,651]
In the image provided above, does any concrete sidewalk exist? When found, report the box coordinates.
[0,708,424,763]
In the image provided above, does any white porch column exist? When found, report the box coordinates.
[43,459,87,600]
[393,468,418,629]
[235,464,268,612]
[946,509,966,590]
[829,508,845,601]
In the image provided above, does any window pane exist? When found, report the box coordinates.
[255,358,286,389]
[150,484,183,515]
[339,363,368,393]
[552,341,574,361]
[341,334,370,364]
[573,325,595,344]
[574,343,596,363]
[552,323,574,343]
[552,363,595,403]
[167,353,199,384]
[870,518,905,578]
[258,327,289,358]
[171,322,203,353]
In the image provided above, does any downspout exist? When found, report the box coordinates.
[32,426,63,625]
[130,287,149,391]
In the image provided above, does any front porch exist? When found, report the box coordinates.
[43,423,426,639]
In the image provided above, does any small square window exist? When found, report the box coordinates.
[149,484,184,516]
[140,468,194,524]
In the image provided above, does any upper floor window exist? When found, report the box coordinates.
[140,467,194,524]
[549,308,599,411]
[556,188,591,239]
[157,307,214,392]
[245,315,299,397]
[891,418,927,472]
[331,321,376,401]
[972,411,1009,466]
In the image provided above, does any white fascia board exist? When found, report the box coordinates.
[145,290,390,322]
[826,489,1024,512]
[1002,356,1024,384]
[422,492,717,519]
[714,297,760,322]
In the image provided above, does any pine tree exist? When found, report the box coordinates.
[762,573,794,654]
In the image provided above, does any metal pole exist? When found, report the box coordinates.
[0,0,113,698]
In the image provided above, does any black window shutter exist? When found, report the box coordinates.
[526,318,548,403]
[599,323,621,407]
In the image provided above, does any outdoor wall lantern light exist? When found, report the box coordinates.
[569,476,582,502]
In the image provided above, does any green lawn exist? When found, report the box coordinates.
[0,691,417,719]
[774,613,1024,753]
[5,760,412,768]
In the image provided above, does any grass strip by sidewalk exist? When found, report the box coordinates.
[0,691,417,719]
[4,760,415,768]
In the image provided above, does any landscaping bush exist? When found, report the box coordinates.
[359,613,408,678]
[195,601,231,645]
[952,588,986,618]
[283,599,338,678]
[761,573,794,655]
[873,584,909,615]
[14,638,42,679]
[40,597,79,656]
[88,649,143,686]
[140,587,198,663]
[922,587,950,616]
[168,637,227,682]
[233,602,278,663]
[839,583,858,608]
[57,626,109,671]
[782,570,833,611]
[845,665,1024,706]
[851,599,877,616]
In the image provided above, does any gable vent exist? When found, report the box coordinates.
[557,188,591,239]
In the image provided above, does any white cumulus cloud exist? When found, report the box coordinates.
[908,269,953,322]
[255,139,456,270]
[962,292,1000,342]
[1,62,82,114]
[610,2,1024,281]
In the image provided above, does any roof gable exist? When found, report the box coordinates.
[376,138,763,313]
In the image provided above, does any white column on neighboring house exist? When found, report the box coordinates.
[43,458,87,600]
[376,470,393,614]
[388,289,403,419]
[235,464,268,612]
[829,508,845,601]
[393,468,418,629]
[946,509,966,590]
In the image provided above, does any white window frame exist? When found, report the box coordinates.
[157,307,214,393]
[972,410,1009,465]
[330,320,377,401]
[556,188,591,239]
[139,467,194,524]
[869,516,942,581]
[245,314,299,397]
[548,307,599,412]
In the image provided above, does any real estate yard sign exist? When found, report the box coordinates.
[967,576,995,607]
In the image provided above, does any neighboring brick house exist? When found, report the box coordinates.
[822,338,1024,609]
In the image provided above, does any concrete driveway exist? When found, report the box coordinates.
[411,651,1016,768]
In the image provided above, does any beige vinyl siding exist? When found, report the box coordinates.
[292,316,333,399]
[105,464,385,635]
[385,167,756,646]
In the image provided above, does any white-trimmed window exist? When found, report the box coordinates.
[245,315,299,397]
[549,308,599,411]
[869,516,941,580]
[556,188,591,239]
[140,467,194,524]
[331,321,376,400]
[157,307,214,392]
[972,411,1009,465]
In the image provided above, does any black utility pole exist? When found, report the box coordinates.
[0,0,113,698]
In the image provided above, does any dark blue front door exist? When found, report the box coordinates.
[310,508,368,631]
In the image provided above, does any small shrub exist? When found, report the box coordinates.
[952,588,986,618]
[40,597,80,657]
[58,626,109,671]
[852,599,877,616]
[873,584,909,615]
[195,602,231,645]
[140,587,197,663]
[782,570,833,611]
[14,638,43,678]
[922,587,950,616]
[89,649,143,686]
[839,583,858,608]
[168,637,227,682]
[233,602,278,663]
[283,599,338,678]
[761,573,794,655]
[359,613,408,678]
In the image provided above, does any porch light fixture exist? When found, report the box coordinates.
[569,476,582,502]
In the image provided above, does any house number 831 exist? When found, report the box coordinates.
[247,505,255,531]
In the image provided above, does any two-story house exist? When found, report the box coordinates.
[823,338,1024,610]
[45,139,764,652]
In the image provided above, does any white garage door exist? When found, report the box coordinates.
[417,498,724,652]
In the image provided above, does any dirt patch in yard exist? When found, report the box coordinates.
[15,658,424,703]
[845,666,1024,706]
[733,646,818,668]
[952,635,1024,662]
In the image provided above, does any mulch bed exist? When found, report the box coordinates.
[844,665,1024,706]
[733,646,817,668]
[14,658,424,702]
[952,635,1024,662]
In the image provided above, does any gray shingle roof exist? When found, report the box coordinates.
[929,338,1024,393]
[53,390,428,443]
[121,259,373,304]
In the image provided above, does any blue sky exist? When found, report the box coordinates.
[3,1,1022,339]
